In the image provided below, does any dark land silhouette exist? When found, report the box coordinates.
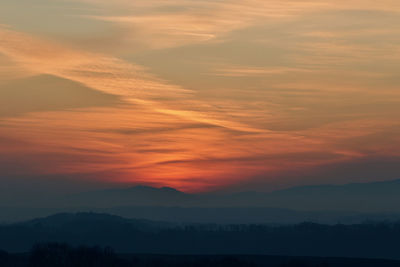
[4,206,400,225]
[3,179,400,224]
[1,243,400,267]
[49,179,400,212]
[1,212,400,261]
[2,180,400,266]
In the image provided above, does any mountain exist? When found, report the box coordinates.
[2,179,400,224]
[55,179,400,212]
[2,206,400,225]
[263,179,400,212]
[57,185,198,208]
[222,179,400,212]
[198,179,400,212]
[21,212,171,231]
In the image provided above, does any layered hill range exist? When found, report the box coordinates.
[2,179,400,223]
[59,179,400,212]
[2,212,400,260]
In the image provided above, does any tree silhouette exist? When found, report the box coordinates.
[29,243,127,267]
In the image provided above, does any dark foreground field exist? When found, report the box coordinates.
[2,213,400,266]
[2,213,400,260]
[1,244,400,267]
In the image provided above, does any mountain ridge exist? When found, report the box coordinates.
[49,178,400,212]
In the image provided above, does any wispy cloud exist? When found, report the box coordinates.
[0,0,399,192]
[212,66,315,77]
[77,0,330,50]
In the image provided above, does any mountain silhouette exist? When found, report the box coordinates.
[21,212,171,231]
[53,179,400,212]
[2,180,400,224]
[58,185,197,208]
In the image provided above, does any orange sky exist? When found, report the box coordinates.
[0,0,400,193]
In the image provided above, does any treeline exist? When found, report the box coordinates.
[2,243,400,267]
[1,213,400,259]
[0,243,273,267]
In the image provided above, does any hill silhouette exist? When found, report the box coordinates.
[48,179,400,213]
[3,179,400,224]
[59,185,196,208]
[1,212,400,260]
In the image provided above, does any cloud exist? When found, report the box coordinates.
[0,27,189,98]
[0,74,120,118]
[0,1,399,194]
[74,0,331,51]
[211,66,315,77]
[70,0,400,54]
[0,27,266,133]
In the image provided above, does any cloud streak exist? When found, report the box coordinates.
[0,0,399,193]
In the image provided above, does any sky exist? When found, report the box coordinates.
[0,0,400,197]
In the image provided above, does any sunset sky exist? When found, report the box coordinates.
[0,0,400,197]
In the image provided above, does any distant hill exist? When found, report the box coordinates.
[264,179,400,212]
[2,206,400,225]
[21,212,172,231]
[213,179,400,212]
[58,185,198,208]
[2,180,400,224]
[49,179,400,212]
